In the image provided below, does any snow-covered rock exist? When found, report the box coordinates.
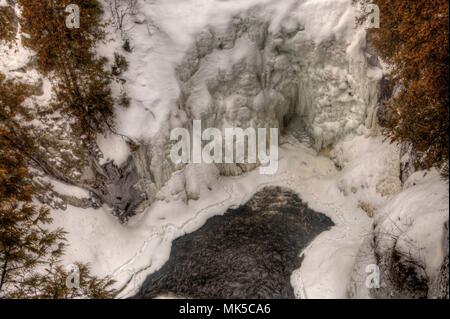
[174,3,381,150]
[115,0,383,212]
[349,170,449,298]
[331,135,401,200]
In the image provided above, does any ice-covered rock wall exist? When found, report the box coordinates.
[174,7,382,151]
[107,0,384,214]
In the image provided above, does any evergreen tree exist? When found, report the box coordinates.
[18,0,114,144]
[362,0,449,173]
[0,2,17,42]
[1,74,116,299]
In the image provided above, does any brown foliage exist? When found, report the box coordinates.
[18,0,104,74]
[1,1,117,297]
[8,263,117,299]
[18,0,114,143]
[0,4,17,42]
[368,0,449,170]
[0,73,34,204]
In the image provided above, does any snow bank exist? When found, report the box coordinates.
[44,177,90,199]
[331,134,402,203]
[349,170,449,298]
[378,171,448,277]
[96,133,131,166]
[292,134,401,298]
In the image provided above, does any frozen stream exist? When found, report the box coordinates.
[52,135,379,299]
[136,186,334,299]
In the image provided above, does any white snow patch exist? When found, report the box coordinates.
[292,134,402,299]
[331,134,402,201]
[292,0,358,43]
[349,169,449,299]
[97,133,131,166]
[41,177,90,199]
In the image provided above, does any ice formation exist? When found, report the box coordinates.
[109,0,384,212]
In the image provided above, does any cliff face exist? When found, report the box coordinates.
[175,10,380,148]
[118,4,383,216]
[0,0,382,219]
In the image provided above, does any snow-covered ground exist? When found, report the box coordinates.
[51,131,406,298]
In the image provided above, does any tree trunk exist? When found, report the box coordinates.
[0,258,8,293]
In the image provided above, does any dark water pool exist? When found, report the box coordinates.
[136,186,334,299]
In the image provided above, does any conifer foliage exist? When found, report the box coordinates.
[0,74,116,298]
[1,0,117,296]
[18,0,114,144]
[367,0,449,173]
[0,74,115,298]
[0,3,17,42]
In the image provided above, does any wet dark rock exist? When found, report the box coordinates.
[100,157,145,222]
[136,186,334,299]
[428,221,449,299]
[350,218,448,299]
[371,248,429,299]
[399,142,416,185]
